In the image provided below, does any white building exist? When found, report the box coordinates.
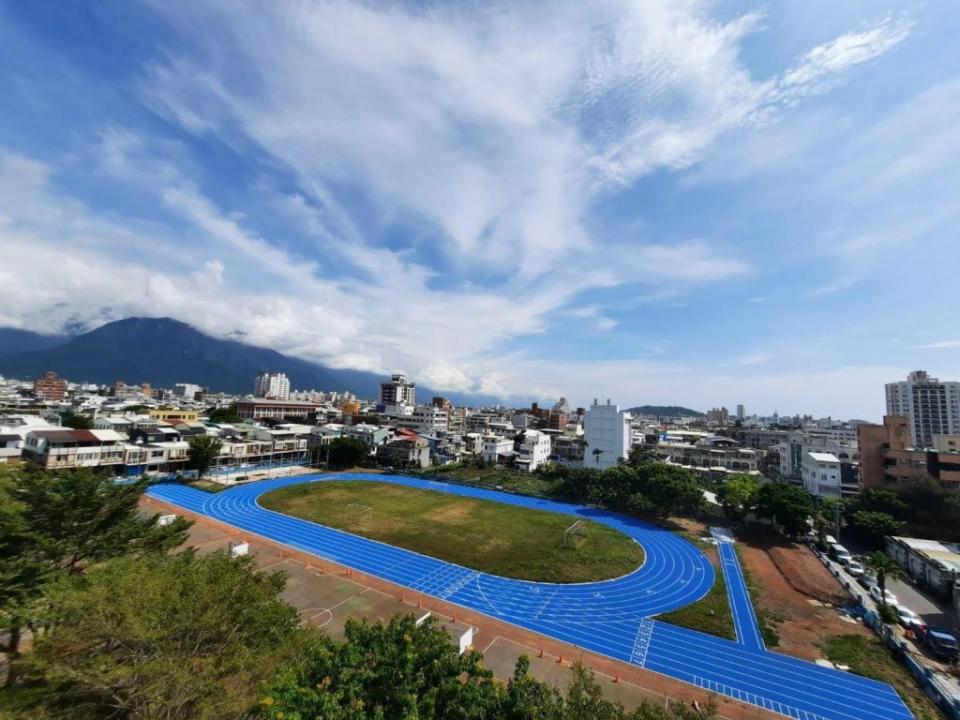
[254,372,291,401]
[583,399,631,470]
[405,405,448,434]
[801,451,841,498]
[380,373,416,407]
[886,370,960,448]
[482,434,514,464]
[174,383,202,399]
[517,429,551,472]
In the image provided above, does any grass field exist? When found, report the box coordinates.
[258,480,645,583]
[658,545,736,640]
[821,635,943,720]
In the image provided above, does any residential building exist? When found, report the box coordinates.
[706,407,730,425]
[886,536,960,598]
[173,383,202,399]
[401,405,449,434]
[376,435,431,469]
[482,434,514,464]
[650,434,761,480]
[380,373,416,406]
[550,434,585,467]
[886,370,960,448]
[33,371,67,401]
[778,430,859,481]
[148,408,199,424]
[515,429,551,472]
[23,429,125,470]
[255,372,291,400]
[583,399,631,470]
[342,423,391,448]
[235,399,318,421]
[801,451,841,498]
[736,404,745,420]
[858,415,960,492]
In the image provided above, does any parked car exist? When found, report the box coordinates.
[915,625,960,662]
[845,560,865,577]
[858,573,878,589]
[869,585,898,606]
[829,543,852,563]
[893,605,925,630]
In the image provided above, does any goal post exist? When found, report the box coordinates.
[562,520,587,548]
[345,502,373,527]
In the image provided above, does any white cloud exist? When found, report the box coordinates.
[777,15,912,99]
[913,341,960,350]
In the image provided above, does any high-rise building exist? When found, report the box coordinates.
[380,373,415,406]
[254,372,291,400]
[885,370,960,448]
[33,371,67,401]
[736,404,745,420]
[583,399,631,470]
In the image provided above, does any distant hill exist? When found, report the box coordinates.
[627,405,703,417]
[0,328,67,357]
[0,317,498,405]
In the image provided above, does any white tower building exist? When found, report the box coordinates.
[885,370,960,448]
[583,399,632,470]
[255,372,291,400]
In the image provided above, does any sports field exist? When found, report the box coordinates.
[258,480,645,583]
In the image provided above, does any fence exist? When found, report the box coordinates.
[810,545,960,718]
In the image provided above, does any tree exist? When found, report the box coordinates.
[0,469,47,656]
[327,436,371,469]
[717,474,759,521]
[627,445,656,467]
[17,551,300,720]
[59,411,93,430]
[866,551,902,608]
[188,435,223,478]
[257,614,502,719]
[635,464,705,518]
[852,488,906,519]
[592,446,604,469]
[849,511,905,549]
[206,403,242,424]
[12,466,191,575]
[257,615,716,720]
[755,482,815,537]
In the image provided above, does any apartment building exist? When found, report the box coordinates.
[859,415,960,492]
[515,429,552,472]
[380,373,416,406]
[235,399,318,421]
[255,372,291,400]
[23,429,126,470]
[33,371,67,401]
[583,399,631,470]
[886,370,960,448]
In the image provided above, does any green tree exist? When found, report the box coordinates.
[849,511,905,549]
[188,435,223,479]
[257,614,501,719]
[865,551,902,608]
[716,474,759,521]
[17,551,300,720]
[852,488,906,519]
[0,469,47,656]
[755,482,815,537]
[59,412,93,430]
[12,466,191,574]
[206,404,242,424]
[327,436,371,468]
[627,445,656,466]
[636,464,705,518]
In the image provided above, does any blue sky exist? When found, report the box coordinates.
[1,0,958,418]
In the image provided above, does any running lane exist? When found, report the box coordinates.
[147,474,912,720]
[717,540,765,651]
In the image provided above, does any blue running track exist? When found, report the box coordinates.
[718,540,765,652]
[147,474,912,720]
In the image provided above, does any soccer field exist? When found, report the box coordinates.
[258,480,645,583]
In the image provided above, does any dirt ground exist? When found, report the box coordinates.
[143,496,778,719]
[736,529,872,661]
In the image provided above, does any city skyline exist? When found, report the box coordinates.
[2,1,959,418]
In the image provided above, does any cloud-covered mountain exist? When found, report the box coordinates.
[0,317,499,405]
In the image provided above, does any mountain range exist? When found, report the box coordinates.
[0,317,499,405]
[626,405,703,417]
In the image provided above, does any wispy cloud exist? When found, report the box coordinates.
[913,341,960,350]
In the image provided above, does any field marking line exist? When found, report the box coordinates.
[482,634,502,653]
[326,588,370,613]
